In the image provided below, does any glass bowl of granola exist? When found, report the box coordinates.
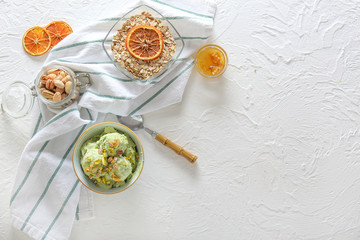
[102,4,184,85]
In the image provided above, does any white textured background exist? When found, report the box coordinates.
[1,0,360,239]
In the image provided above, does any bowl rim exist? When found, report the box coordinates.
[102,4,185,85]
[72,121,144,195]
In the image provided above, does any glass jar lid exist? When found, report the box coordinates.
[1,81,35,118]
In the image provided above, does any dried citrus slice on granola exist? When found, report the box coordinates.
[126,25,163,61]
[22,26,51,56]
[45,21,73,48]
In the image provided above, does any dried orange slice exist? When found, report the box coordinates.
[45,21,73,48]
[22,26,51,56]
[125,25,163,61]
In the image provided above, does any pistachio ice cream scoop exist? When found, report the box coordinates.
[80,126,139,189]
[98,132,131,156]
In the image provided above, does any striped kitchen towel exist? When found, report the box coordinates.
[10,0,216,240]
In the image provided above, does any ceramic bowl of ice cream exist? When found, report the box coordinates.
[72,122,144,194]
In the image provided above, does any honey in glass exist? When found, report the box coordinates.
[195,44,228,78]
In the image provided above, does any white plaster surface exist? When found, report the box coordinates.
[1,0,360,239]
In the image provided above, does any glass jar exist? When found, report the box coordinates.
[1,65,90,118]
[194,44,228,78]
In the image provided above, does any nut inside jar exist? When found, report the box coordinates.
[39,68,73,102]
[36,66,82,110]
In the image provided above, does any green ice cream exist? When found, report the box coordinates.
[80,126,139,189]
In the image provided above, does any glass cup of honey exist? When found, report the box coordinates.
[194,44,228,78]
